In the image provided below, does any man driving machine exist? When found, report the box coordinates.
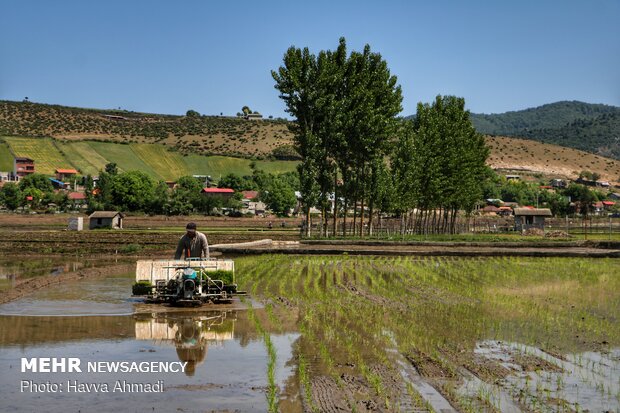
[175,222,209,259]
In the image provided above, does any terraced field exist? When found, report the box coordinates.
[0,137,298,179]
[237,255,620,412]
[0,141,13,171]
[4,137,72,174]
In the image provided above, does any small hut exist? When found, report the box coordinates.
[89,211,125,230]
[514,208,552,232]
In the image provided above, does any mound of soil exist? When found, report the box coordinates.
[545,230,572,238]
[522,228,544,236]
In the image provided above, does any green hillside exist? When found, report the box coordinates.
[1,137,298,179]
[4,137,74,174]
[0,141,13,171]
[0,100,294,158]
[56,141,111,176]
[468,101,620,159]
[520,112,620,160]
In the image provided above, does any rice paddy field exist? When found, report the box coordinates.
[235,255,620,412]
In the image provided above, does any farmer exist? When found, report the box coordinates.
[175,222,209,259]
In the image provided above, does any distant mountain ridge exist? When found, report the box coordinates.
[468,101,620,160]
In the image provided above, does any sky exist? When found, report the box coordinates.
[1,0,619,118]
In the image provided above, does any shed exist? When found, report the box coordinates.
[89,211,125,229]
[514,208,552,232]
[68,217,84,231]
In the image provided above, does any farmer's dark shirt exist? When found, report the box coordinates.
[175,231,209,259]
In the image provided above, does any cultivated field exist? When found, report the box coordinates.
[237,255,620,412]
[0,137,299,179]
[4,137,71,175]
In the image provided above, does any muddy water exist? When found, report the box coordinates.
[0,255,134,292]
[0,262,300,413]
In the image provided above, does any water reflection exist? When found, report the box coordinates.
[135,312,235,376]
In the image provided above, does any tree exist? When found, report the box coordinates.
[565,183,596,217]
[151,181,170,215]
[260,176,296,216]
[105,162,118,176]
[273,37,403,236]
[110,171,156,211]
[218,173,244,191]
[22,187,44,209]
[391,96,489,234]
[186,109,200,118]
[18,173,53,192]
[241,106,251,115]
[0,182,21,211]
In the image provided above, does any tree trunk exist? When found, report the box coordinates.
[305,206,311,237]
[360,196,365,238]
[342,197,348,237]
[368,198,374,237]
[332,171,338,238]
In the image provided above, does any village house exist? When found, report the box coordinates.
[550,178,567,188]
[481,205,500,215]
[14,157,35,178]
[56,168,79,181]
[514,208,552,232]
[89,211,124,229]
[201,187,235,200]
[602,201,616,211]
[241,190,266,215]
[68,192,88,209]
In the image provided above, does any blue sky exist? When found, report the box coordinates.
[1,0,618,117]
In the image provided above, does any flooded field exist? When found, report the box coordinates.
[0,255,618,412]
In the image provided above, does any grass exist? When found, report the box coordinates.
[4,137,74,175]
[87,141,163,179]
[253,159,299,174]
[130,143,189,181]
[183,153,298,178]
[0,140,14,171]
[57,141,110,176]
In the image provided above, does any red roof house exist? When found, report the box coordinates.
[56,168,79,181]
[241,190,259,200]
[68,192,87,200]
[201,187,235,199]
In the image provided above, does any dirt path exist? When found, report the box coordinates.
[212,240,620,258]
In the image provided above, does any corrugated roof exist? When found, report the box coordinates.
[68,192,87,200]
[202,187,234,193]
[514,208,552,216]
[56,168,78,174]
[242,190,259,200]
[89,211,125,218]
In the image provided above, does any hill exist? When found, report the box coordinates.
[485,136,620,184]
[0,137,299,180]
[470,101,620,159]
[0,100,294,158]
[1,99,619,185]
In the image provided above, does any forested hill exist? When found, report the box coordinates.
[469,101,620,159]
